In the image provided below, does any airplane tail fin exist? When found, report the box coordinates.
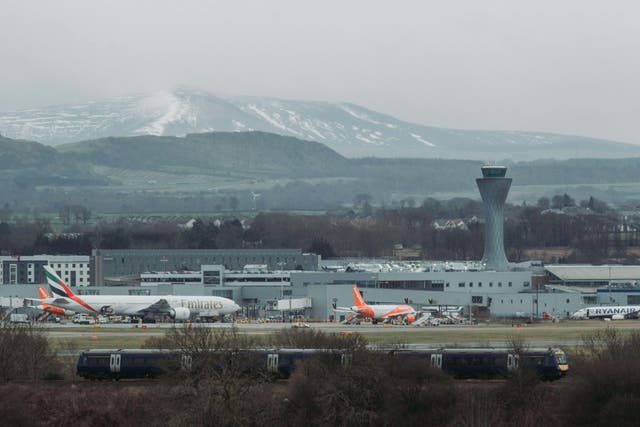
[352,285,366,307]
[37,285,51,300]
[43,266,76,298]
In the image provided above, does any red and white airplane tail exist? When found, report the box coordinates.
[37,285,51,300]
[43,266,96,313]
[352,285,366,307]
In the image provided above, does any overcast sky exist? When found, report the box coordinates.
[2,1,639,143]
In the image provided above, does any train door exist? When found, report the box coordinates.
[267,353,279,373]
[109,353,121,373]
[181,354,192,371]
[430,353,443,369]
[507,353,519,371]
[341,353,353,369]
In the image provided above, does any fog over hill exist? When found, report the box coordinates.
[2,88,639,161]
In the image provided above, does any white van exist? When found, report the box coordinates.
[72,314,96,325]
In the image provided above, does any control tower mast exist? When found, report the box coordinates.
[476,166,512,271]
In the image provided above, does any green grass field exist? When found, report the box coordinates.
[46,320,640,350]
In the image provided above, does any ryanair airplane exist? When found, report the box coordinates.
[571,305,640,320]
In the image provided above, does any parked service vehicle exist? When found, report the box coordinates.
[291,322,310,329]
[72,314,96,325]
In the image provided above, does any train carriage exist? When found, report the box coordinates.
[77,347,568,381]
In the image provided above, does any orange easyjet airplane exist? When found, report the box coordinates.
[334,285,417,324]
[35,286,72,318]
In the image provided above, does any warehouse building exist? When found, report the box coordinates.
[91,248,320,285]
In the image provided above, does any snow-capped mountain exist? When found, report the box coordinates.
[1,88,639,160]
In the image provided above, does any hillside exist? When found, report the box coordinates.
[2,132,640,213]
[0,134,108,188]
[2,88,640,161]
[58,131,351,178]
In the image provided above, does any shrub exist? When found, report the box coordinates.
[0,321,60,381]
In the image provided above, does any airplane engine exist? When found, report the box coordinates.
[611,314,625,320]
[170,307,191,320]
[100,306,114,314]
[406,314,416,324]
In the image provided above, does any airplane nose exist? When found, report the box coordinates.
[234,303,242,312]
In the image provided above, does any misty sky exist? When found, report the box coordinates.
[1,1,639,143]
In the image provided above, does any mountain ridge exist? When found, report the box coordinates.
[2,88,639,161]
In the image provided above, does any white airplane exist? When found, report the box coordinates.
[41,266,241,321]
[334,285,417,324]
[571,305,640,320]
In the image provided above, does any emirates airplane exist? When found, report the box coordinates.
[334,285,417,324]
[41,266,241,321]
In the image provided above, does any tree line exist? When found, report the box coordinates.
[0,194,638,264]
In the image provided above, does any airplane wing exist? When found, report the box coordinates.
[333,306,356,313]
[49,298,73,306]
[379,307,415,320]
[135,298,172,315]
[23,298,43,306]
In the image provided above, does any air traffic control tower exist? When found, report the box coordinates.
[476,165,512,271]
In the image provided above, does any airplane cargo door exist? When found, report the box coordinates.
[430,353,442,369]
[110,353,121,373]
[267,353,279,373]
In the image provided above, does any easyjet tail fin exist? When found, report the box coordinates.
[43,266,76,299]
[352,285,366,307]
[37,285,51,300]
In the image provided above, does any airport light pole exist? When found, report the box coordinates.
[608,265,613,303]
